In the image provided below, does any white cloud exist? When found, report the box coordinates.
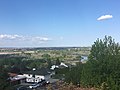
[0,34,23,40]
[34,37,50,41]
[97,15,113,21]
[0,34,51,47]
[0,34,50,41]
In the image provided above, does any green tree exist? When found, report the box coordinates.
[42,54,52,68]
[65,63,83,85]
[0,66,13,90]
[42,54,51,60]
[81,36,120,89]
[55,57,61,65]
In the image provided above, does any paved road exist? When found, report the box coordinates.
[45,74,59,83]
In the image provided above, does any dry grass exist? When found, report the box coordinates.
[46,81,96,90]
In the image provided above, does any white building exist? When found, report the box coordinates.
[23,74,45,83]
[50,62,68,70]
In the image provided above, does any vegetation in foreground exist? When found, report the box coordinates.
[0,36,120,90]
[46,81,96,90]
[61,36,120,90]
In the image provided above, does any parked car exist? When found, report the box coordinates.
[29,83,40,89]
[38,80,50,86]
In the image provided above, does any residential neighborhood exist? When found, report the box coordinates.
[0,47,89,90]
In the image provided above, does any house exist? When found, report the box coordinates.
[9,67,51,84]
[23,67,51,83]
[8,73,44,85]
[50,65,59,70]
[50,62,68,70]
[23,74,45,83]
[8,73,26,85]
[60,62,68,67]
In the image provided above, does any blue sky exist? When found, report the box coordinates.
[0,0,120,47]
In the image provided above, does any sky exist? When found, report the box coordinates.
[0,0,120,47]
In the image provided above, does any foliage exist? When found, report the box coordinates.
[55,57,61,65]
[0,66,13,90]
[63,36,120,89]
[81,36,120,89]
[42,54,52,68]
[65,64,83,85]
